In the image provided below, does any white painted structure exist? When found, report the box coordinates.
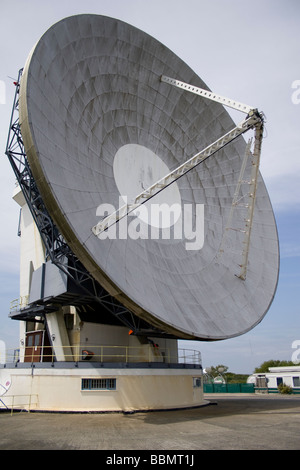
[0,365,204,413]
[2,13,278,413]
[18,15,279,343]
[247,366,300,391]
[0,184,204,412]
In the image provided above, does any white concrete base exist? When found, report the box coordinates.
[0,365,204,413]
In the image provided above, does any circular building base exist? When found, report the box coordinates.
[0,363,204,413]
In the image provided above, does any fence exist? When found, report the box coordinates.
[204,383,255,393]
[0,394,38,414]
[10,296,29,311]
[2,345,202,366]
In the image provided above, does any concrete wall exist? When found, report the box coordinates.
[78,322,178,363]
[0,366,204,412]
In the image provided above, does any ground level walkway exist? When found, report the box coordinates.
[0,394,299,450]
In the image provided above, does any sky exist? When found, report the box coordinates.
[0,0,299,374]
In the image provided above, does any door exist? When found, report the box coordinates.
[256,375,268,388]
[24,331,44,362]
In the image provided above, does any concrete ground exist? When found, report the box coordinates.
[0,394,299,450]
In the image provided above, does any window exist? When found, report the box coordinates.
[276,377,283,387]
[193,377,201,388]
[81,378,116,391]
[293,376,300,387]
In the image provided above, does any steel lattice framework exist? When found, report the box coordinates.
[5,69,161,336]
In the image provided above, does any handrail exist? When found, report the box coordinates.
[0,394,39,414]
[2,345,201,366]
[10,295,29,311]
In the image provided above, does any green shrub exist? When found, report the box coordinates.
[278,383,293,394]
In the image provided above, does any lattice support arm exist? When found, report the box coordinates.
[160,75,254,114]
[92,112,262,236]
[237,121,264,280]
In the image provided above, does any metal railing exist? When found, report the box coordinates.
[178,348,202,365]
[0,394,38,414]
[3,345,201,366]
[10,295,29,312]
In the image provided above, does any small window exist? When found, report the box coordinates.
[193,377,201,388]
[293,376,300,387]
[81,378,116,391]
[276,377,283,386]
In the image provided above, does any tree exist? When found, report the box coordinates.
[204,365,248,384]
[226,372,249,384]
[254,360,295,373]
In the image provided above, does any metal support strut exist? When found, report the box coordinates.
[92,75,265,281]
[5,69,154,335]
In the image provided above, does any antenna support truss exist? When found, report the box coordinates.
[5,69,158,335]
[92,75,264,282]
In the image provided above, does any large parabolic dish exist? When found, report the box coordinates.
[18,14,279,340]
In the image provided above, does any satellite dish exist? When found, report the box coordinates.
[18,14,279,340]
